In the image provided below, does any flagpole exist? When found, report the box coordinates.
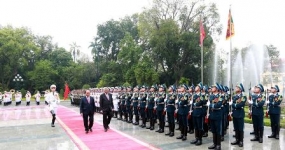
[200,15,204,84]
[229,6,232,92]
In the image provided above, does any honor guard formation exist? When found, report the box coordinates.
[66,82,283,150]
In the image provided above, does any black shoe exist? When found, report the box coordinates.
[250,137,259,141]
[195,140,202,146]
[176,128,180,130]
[275,134,279,139]
[146,126,151,129]
[231,140,239,145]
[250,131,254,135]
[221,136,224,141]
[51,123,55,127]
[169,132,174,137]
[239,141,243,147]
[104,128,107,132]
[189,130,194,134]
[182,136,187,141]
[159,129,164,133]
[176,135,183,139]
[203,132,208,137]
[141,124,146,128]
[208,144,216,149]
[89,129,92,132]
[215,145,221,150]
[133,122,139,125]
[155,129,161,132]
[268,134,275,138]
[190,138,198,144]
[165,132,171,136]
[259,138,263,143]
[150,126,154,130]
[85,130,89,134]
[117,118,122,120]
[233,134,236,137]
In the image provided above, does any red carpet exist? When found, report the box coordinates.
[57,106,159,150]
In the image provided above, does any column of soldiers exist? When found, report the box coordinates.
[70,82,283,150]
[0,90,45,106]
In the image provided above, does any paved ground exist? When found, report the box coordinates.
[0,101,284,150]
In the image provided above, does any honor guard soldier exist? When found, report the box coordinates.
[0,92,3,105]
[121,87,127,121]
[139,85,147,128]
[222,86,230,135]
[202,85,210,137]
[230,83,246,147]
[47,84,60,127]
[219,85,226,141]
[250,84,265,143]
[267,85,282,139]
[126,86,133,123]
[187,85,195,134]
[208,83,222,150]
[190,82,204,146]
[132,86,140,125]
[176,84,189,141]
[112,87,119,118]
[155,84,166,133]
[15,91,22,106]
[26,91,31,106]
[35,91,41,105]
[146,85,157,130]
[117,87,123,120]
[165,85,177,137]
[44,90,49,105]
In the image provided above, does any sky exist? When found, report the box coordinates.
[1,0,285,59]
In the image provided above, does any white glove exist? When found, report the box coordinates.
[190,101,193,105]
[154,106,157,109]
[206,101,210,106]
[229,101,233,106]
[175,110,178,113]
[266,100,269,105]
[248,100,253,104]
[229,112,232,116]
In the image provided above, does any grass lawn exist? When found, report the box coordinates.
[243,105,285,128]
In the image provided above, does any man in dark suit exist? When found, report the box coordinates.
[80,90,95,133]
[100,87,114,132]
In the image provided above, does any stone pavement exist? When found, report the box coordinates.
[0,101,284,150]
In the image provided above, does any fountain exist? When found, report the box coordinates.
[217,44,273,91]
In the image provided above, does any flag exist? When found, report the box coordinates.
[226,9,235,40]
[64,83,70,100]
[200,20,206,45]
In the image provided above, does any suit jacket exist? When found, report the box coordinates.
[80,96,95,114]
[100,93,114,111]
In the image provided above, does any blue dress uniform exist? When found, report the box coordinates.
[231,83,246,147]
[187,85,195,134]
[121,91,127,121]
[268,85,283,139]
[208,84,223,150]
[223,86,230,133]
[146,89,156,130]
[132,87,140,125]
[202,86,209,137]
[190,91,204,146]
[156,85,166,133]
[250,84,265,143]
[176,84,189,141]
[126,89,133,123]
[117,88,123,120]
[220,85,227,141]
[165,85,176,137]
[139,87,147,128]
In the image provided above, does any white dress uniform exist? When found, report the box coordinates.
[47,92,60,114]
[0,93,3,105]
[113,92,119,111]
[15,93,22,106]
[35,92,41,105]
[4,92,10,106]
[44,93,49,105]
[26,92,31,106]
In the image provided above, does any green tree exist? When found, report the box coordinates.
[27,60,58,91]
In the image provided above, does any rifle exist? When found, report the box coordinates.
[228,84,233,121]
[205,91,210,123]
[265,89,269,118]
[248,82,252,119]
[188,91,194,120]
